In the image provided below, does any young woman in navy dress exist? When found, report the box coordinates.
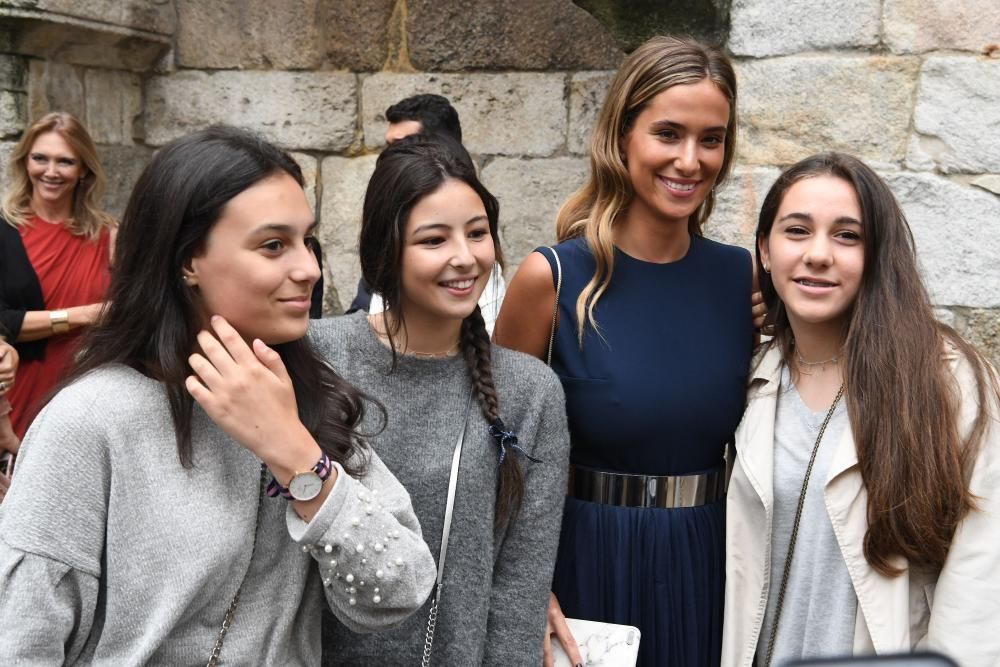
[495,36,759,666]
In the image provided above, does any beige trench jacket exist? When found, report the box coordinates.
[722,345,1000,667]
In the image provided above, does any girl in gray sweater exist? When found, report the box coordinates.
[0,127,435,664]
[318,136,571,665]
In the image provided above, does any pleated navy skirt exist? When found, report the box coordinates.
[551,496,726,667]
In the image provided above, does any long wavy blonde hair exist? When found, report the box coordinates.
[556,36,738,343]
[2,111,114,240]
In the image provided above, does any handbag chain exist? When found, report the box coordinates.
[207,462,268,667]
[763,383,844,667]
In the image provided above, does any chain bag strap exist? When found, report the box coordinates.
[763,384,845,667]
[421,391,476,667]
[540,246,562,367]
[207,462,268,667]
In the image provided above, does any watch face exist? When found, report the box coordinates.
[288,471,323,501]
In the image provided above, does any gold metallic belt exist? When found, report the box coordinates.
[567,463,727,509]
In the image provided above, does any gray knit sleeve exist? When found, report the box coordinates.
[0,543,98,663]
[0,381,109,663]
[483,365,571,666]
[286,450,437,633]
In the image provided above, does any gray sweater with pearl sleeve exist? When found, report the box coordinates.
[0,363,435,665]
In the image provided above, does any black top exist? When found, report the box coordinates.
[345,278,372,315]
[0,218,46,361]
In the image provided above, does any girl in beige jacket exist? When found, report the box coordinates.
[722,152,1000,667]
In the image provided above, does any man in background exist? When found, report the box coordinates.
[384,93,462,145]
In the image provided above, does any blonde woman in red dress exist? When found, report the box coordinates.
[0,112,114,439]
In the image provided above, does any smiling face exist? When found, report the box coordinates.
[26,131,85,216]
[186,172,319,345]
[620,78,730,227]
[760,175,865,333]
[398,177,495,327]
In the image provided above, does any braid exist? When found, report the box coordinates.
[460,307,525,527]
[461,306,499,421]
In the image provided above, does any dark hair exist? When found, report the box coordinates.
[62,126,367,472]
[385,94,463,143]
[359,135,525,526]
[756,151,999,576]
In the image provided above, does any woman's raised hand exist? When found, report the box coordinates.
[185,315,312,464]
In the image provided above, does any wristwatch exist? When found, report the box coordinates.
[266,451,333,502]
[50,309,70,334]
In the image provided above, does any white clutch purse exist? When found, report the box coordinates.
[551,617,641,667]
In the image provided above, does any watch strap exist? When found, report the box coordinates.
[266,450,332,499]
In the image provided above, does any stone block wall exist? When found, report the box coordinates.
[1,0,997,360]
[146,0,624,317]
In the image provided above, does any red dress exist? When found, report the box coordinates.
[7,216,110,438]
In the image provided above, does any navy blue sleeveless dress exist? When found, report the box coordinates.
[543,235,752,667]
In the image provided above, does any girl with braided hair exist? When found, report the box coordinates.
[313,135,571,666]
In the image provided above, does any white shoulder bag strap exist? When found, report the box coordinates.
[421,390,475,667]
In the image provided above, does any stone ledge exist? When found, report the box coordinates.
[0,1,176,36]
[0,8,171,72]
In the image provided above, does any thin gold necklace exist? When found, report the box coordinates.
[794,344,840,376]
[372,326,459,358]
[408,344,460,358]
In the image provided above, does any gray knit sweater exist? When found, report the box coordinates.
[311,313,570,666]
[0,364,436,665]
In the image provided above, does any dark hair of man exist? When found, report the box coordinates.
[755,151,999,577]
[59,126,368,472]
[358,134,526,526]
[385,94,463,144]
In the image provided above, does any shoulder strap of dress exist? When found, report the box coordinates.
[538,246,562,367]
